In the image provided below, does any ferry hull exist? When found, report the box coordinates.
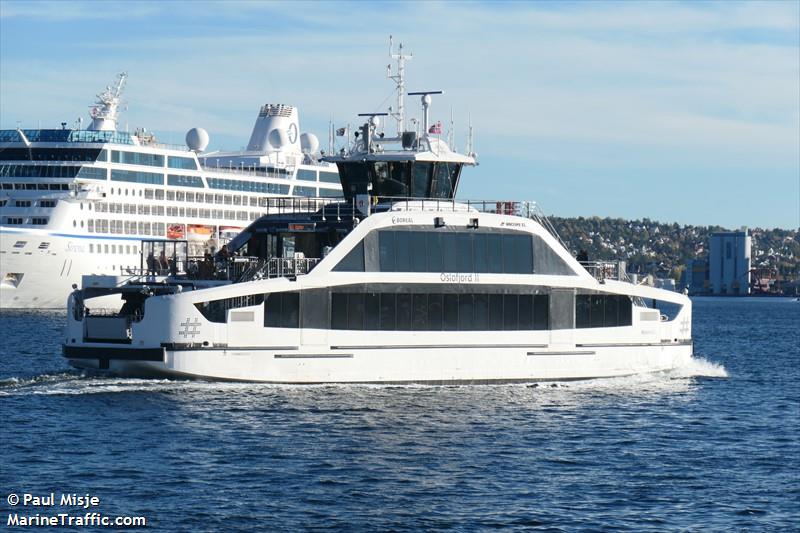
[63,342,693,384]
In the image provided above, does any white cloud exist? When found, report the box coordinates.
[1,0,797,227]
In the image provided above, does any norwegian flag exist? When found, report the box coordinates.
[428,121,442,134]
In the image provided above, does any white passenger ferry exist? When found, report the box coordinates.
[0,73,342,308]
[62,44,693,383]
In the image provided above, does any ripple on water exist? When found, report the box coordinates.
[1,299,798,531]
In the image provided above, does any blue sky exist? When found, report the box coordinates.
[1,0,798,229]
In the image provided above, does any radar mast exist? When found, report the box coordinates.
[387,36,412,138]
[88,72,127,131]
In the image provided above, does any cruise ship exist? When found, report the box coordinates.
[0,73,342,308]
[62,43,693,383]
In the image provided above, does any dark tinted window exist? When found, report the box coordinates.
[443,294,459,331]
[575,294,631,328]
[487,234,503,273]
[410,232,427,272]
[365,293,380,330]
[379,231,396,271]
[331,293,347,329]
[0,147,102,161]
[426,233,442,271]
[473,233,488,273]
[378,229,536,274]
[590,295,604,328]
[379,293,396,330]
[348,293,365,330]
[474,294,489,330]
[412,294,428,330]
[604,295,619,328]
[394,231,411,272]
[489,294,504,330]
[534,295,549,330]
[519,295,533,330]
[442,232,458,271]
[265,292,300,328]
[576,295,591,328]
[327,291,551,331]
[456,233,473,272]
[428,294,443,330]
[503,294,519,330]
[411,163,431,197]
[396,294,412,330]
[458,294,474,331]
[333,241,365,272]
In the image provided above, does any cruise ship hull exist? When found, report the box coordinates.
[1,228,138,309]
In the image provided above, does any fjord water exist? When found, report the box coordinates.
[1,298,798,531]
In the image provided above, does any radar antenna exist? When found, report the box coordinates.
[387,36,412,137]
[88,72,127,132]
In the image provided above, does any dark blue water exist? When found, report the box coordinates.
[1,298,798,531]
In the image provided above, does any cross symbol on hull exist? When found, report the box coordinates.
[679,318,690,335]
[178,318,202,339]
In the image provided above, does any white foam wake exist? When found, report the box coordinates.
[668,356,729,379]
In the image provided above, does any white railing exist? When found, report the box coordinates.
[232,257,322,282]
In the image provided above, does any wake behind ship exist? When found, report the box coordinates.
[0,73,342,308]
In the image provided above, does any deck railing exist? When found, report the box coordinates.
[230,257,322,282]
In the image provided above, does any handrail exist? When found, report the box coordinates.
[377,197,570,249]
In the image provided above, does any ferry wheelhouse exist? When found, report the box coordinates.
[62,44,692,383]
[0,73,341,308]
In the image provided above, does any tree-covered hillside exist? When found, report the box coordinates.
[547,216,799,283]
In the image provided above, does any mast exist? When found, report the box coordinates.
[88,72,127,132]
[387,36,412,137]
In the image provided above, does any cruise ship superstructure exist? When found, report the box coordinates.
[62,43,693,384]
[0,73,342,308]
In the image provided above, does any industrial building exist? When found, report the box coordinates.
[708,230,751,295]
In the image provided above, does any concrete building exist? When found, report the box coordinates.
[709,230,751,295]
[682,258,709,295]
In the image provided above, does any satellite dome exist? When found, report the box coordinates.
[185,127,209,152]
[300,132,319,155]
[268,128,288,150]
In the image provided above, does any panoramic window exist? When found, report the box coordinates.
[377,229,534,274]
[331,292,549,331]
